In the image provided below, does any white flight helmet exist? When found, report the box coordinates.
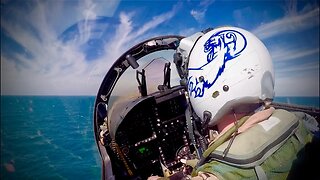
[177,26,275,126]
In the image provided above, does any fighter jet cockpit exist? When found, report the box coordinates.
[94,36,205,180]
[94,27,320,180]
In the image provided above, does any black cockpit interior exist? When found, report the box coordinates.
[94,36,198,179]
[109,86,190,179]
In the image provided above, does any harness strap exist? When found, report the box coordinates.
[254,165,267,180]
[294,128,305,144]
[202,116,250,158]
[191,116,250,176]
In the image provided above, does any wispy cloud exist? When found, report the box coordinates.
[252,7,319,40]
[249,1,319,97]
[276,61,319,74]
[179,27,197,36]
[91,3,179,78]
[1,1,179,95]
[271,47,319,62]
[190,0,215,23]
[1,0,318,97]
[283,0,298,16]
[133,4,179,39]
[190,9,206,23]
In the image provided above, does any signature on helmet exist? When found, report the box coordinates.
[188,29,247,98]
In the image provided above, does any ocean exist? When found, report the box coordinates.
[1,96,319,179]
[1,96,100,180]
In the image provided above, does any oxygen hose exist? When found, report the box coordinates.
[191,115,250,176]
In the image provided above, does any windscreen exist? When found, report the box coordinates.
[107,49,181,119]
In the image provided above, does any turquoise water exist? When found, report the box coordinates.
[1,96,319,179]
[1,96,100,179]
[274,96,320,108]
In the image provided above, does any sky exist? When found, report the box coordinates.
[1,0,319,96]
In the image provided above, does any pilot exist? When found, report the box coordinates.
[149,26,319,180]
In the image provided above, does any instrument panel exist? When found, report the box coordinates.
[111,86,192,179]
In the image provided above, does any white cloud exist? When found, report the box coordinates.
[91,4,179,78]
[134,7,177,38]
[1,1,178,95]
[179,27,197,36]
[249,3,319,96]
[252,7,319,40]
[190,9,206,23]
[233,7,255,27]
[269,40,319,97]
[284,0,298,16]
[190,0,215,23]
[271,47,319,62]
[200,0,215,7]
[276,61,319,75]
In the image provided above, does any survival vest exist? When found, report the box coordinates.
[196,109,314,180]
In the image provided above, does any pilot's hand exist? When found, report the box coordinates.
[147,175,161,180]
[148,172,218,180]
[147,171,185,180]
